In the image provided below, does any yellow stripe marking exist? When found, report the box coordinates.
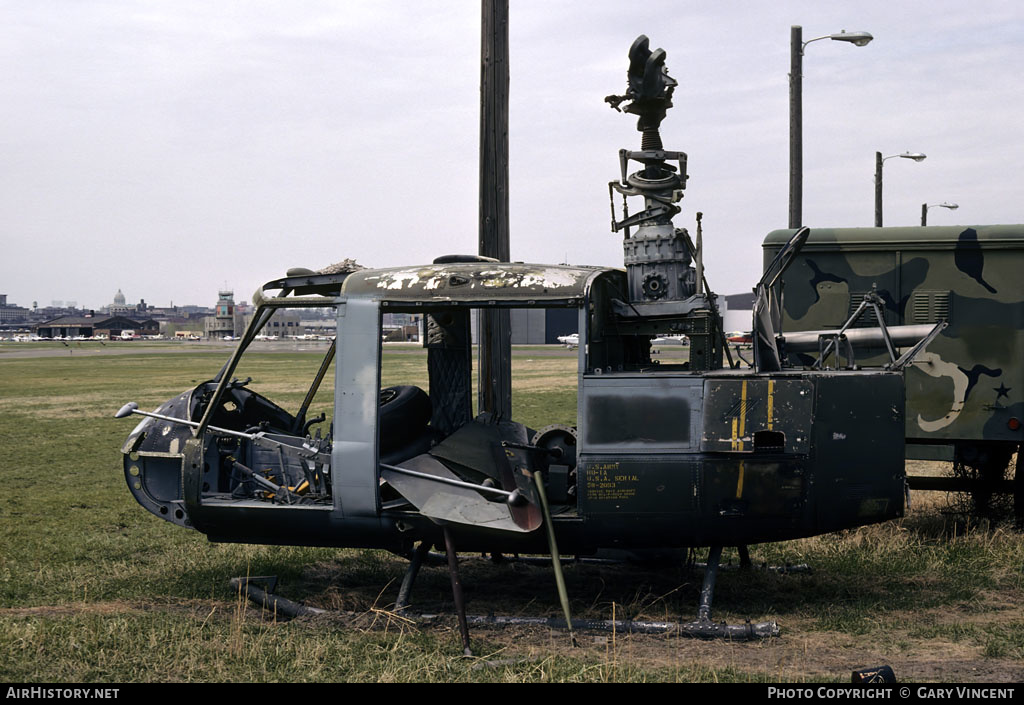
[731,418,738,451]
[767,379,775,430]
[738,380,748,451]
[736,460,745,498]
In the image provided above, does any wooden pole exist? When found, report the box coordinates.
[788,26,802,229]
[478,0,512,419]
[875,151,884,227]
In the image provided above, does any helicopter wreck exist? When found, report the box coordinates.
[116,36,942,646]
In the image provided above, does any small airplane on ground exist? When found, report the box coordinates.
[556,332,579,348]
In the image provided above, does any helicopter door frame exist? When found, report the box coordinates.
[332,297,383,518]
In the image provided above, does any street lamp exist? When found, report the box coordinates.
[874,152,926,227]
[921,201,958,226]
[790,27,873,229]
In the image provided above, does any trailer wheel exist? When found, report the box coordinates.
[953,441,1017,523]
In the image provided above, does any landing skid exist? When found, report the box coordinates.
[230,542,781,648]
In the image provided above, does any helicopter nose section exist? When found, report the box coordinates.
[119,389,197,528]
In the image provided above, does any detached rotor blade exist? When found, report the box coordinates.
[381,455,539,533]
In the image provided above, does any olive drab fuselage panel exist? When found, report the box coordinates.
[763,226,1024,448]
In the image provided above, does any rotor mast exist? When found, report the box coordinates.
[605,35,723,371]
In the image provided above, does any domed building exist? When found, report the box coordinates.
[109,289,132,316]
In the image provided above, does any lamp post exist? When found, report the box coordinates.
[789,27,873,229]
[921,202,958,226]
[874,151,926,227]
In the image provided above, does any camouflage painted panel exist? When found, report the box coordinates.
[763,226,1024,445]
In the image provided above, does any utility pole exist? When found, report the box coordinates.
[876,151,926,227]
[789,26,802,229]
[478,0,511,419]
[790,26,872,229]
[875,151,884,227]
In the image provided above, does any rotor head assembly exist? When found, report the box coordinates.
[606,36,695,306]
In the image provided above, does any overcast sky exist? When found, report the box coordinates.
[2,1,1022,310]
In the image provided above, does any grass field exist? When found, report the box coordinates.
[1,345,1022,683]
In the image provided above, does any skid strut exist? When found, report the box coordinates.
[443,526,473,657]
[677,545,779,639]
[396,540,430,612]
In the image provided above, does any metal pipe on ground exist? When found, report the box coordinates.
[230,577,325,619]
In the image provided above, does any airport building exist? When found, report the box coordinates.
[33,315,159,339]
[204,290,245,339]
[0,294,30,323]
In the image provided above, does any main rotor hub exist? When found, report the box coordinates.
[606,35,695,305]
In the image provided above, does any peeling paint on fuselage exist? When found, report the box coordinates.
[369,266,582,293]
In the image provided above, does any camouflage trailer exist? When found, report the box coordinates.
[763,225,1023,520]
